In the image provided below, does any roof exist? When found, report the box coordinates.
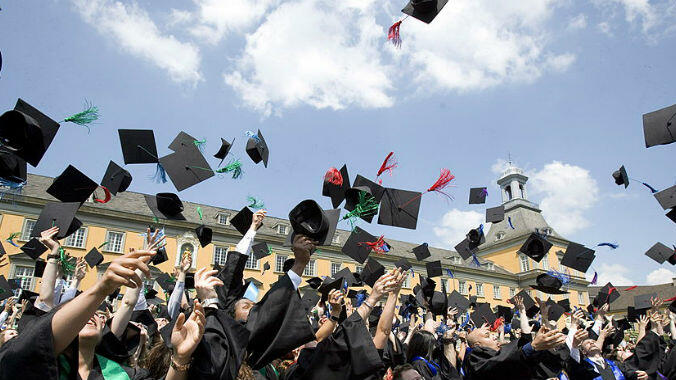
[9,173,513,276]
[588,280,676,313]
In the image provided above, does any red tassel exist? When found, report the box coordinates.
[377,152,398,178]
[490,317,504,332]
[324,167,343,186]
[624,285,638,291]
[387,21,402,48]
[427,168,455,198]
[359,235,388,254]
[93,186,111,204]
[664,295,676,302]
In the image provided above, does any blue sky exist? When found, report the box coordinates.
[1,0,675,285]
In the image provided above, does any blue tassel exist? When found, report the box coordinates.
[478,223,484,235]
[0,178,26,201]
[152,163,167,184]
[597,242,619,249]
[471,254,481,267]
[460,311,471,328]
[591,271,598,285]
[355,292,366,307]
[445,268,454,278]
[508,216,515,229]
[641,182,658,193]
[245,130,261,144]
[547,270,571,286]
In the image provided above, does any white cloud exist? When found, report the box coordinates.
[568,13,588,30]
[434,209,487,247]
[224,0,393,116]
[592,0,676,39]
[588,263,633,285]
[527,161,600,236]
[187,0,279,45]
[645,268,675,285]
[71,0,202,85]
[597,21,613,36]
[545,53,577,72]
[491,158,512,175]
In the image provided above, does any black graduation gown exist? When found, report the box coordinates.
[461,336,540,380]
[283,312,384,380]
[382,335,406,369]
[189,308,251,380]
[566,355,636,380]
[215,251,249,312]
[530,344,570,379]
[624,331,665,380]
[245,274,315,370]
[658,344,676,380]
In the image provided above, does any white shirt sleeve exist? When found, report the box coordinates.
[591,319,602,335]
[133,287,148,311]
[287,270,302,290]
[0,311,8,327]
[234,229,257,255]
[566,325,581,362]
[59,288,78,305]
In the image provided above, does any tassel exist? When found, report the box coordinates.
[245,130,261,144]
[508,216,515,229]
[399,168,456,209]
[460,311,471,328]
[93,186,111,204]
[62,100,99,133]
[377,152,398,179]
[468,284,473,292]
[247,196,265,209]
[445,268,454,278]
[98,241,109,249]
[490,317,504,332]
[481,188,488,197]
[342,191,379,229]
[324,167,343,186]
[196,206,203,221]
[355,292,367,307]
[358,235,389,254]
[151,163,167,184]
[597,242,619,249]
[590,272,598,285]
[58,247,75,275]
[216,159,243,179]
[641,182,658,193]
[664,295,676,302]
[387,21,402,48]
[6,232,20,248]
[547,270,571,286]
[193,138,207,152]
[624,285,638,291]
[471,254,481,267]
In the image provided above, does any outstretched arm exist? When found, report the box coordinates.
[35,227,61,310]
[374,269,405,349]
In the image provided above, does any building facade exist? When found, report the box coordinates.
[0,165,589,310]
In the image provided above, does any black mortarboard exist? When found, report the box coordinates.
[288,200,339,246]
[230,207,254,236]
[466,226,486,249]
[159,147,214,192]
[195,225,212,247]
[627,306,648,322]
[85,247,104,267]
[469,187,487,204]
[150,246,169,265]
[131,309,158,337]
[448,290,470,312]
[617,318,631,331]
[402,0,449,24]
[595,282,620,305]
[318,276,343,297]
[145,193,185,220]
[323,164,351,209]
[430,291,447,316]
[530,273,567,294]
[344,186,379,224]
[420,276,436,299]
[18,290,39,302]
[654,185,676,210]
[634,293,656,310]
[666,208,676,223]
[33,259,46,278]
[0,98,60,167]
[262,262,270,272]
[155,273,175,293]
[471,303,497,326]
[245,129,269,167]
[167,131,201,153]
[251,242,271,261]
[32,201,81,240]
[118,129,158,164]
[412,243,431,261]
[0,276,13,301]
[100,161,132,195]
[306,277,323,290]
[378,187,422,230]
[557,298,571,313]
[333,267,358,287]
[642,103,676,148]
[160,318,176,348]
[214,137,234,162]
[47,165,98,204]
[341,226,376,264]
[0,148,27,183]
[518,233,552,262]
[612,166,629,188]
[361,257,385,288]
[644,242,676,264]
[496,305,513,321]
[184,273,195,289]
[486,205,505,223]
[395,258,412,271]
[426,260,442,278]
[561,242,596,272]
[510,290,538,316]
[352,175,385,203]
[301,291,320,312]
[145,288,159,301]
[669,299,676,314]
[454,238,475,260]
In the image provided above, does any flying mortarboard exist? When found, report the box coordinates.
[306,277,323,290]
[612,166,629,188]
[469,187,488,204]
[159,145,214,192]
[0,148,27,183]
[341,226,377,264]
[454,238,475,260]
[561,242,596,272]
[470,303,497,326]
[245,129,269,167]
[644,242,676,265]
[530,273,567,294]
[145,193,185,220]
[32,201,82,240]
[402,0,449,24]
[322,164,351,209]
[20,238,47,260]
[251,242,271,261]
[448,290,470,312]
[485,205,505,223]
[595,282,620,306]
[100,161,132,195]
[496,305,513,321]
[466,226,486,249]
[47,165,98,204]
[412,243,431,261]
[262,262,270,273]
[33,259,46,278]
[627,306,648,322]
[287,200,339,246]
[118,129,159,164]
[343,186,379,223]
[654,185,676,210]
[510,290,538,317]
[557,298,571,313]
[395,258,412,271]
[429,290,447,316]
[378,187,422,230]
[195,225,212,247]
[167,131,201,153]
[301,291,321,312]
[546,300,566,322]
[230,207,255,236]
[642,103,676,148]
[634,293,656,310]
[150,246,169,265]
[361,257,385,288]
[333,267,358,287]
[0,98,60,167]
[352,175,385,203]
[318,276,343,297]
[425,260,442,278]
[85,247,104,267]
[0,275,13,301]
[518,233,552,262]
[666,208,676,223]
[214,137,234,163]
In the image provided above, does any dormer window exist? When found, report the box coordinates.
[495,232,505,241]
[277,225,288,235]
[217,213,230,225]
[332,234,341,244]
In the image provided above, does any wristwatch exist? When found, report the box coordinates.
[330,314,340,322]
[170,356,191,372]
[202,298,220,309]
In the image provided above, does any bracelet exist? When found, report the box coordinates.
[202,298,220,309]
[170,356,192,372]
[46,254,60,260]
[330,314,340,322]
[363,301,374,309]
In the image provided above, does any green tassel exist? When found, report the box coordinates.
[153,217,159,223]
[247,196,265,209]
[216,159,243,179]
[342,191,379,229]
[63,100,99,132]
[98,241,109,249]
[58,248,75,275]
[197,206,203,220]
[193,139,206,152]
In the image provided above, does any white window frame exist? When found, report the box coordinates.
[13,265,35,291]
[275,254,288,273]
[459,281,466,295]
[20,219,37,242]
[402,275,411,289]
[541,253,550,270]
[509,287,516,298]
[63,227,88,249]
[277,225,288,235]
[104,231,126,254]
[476,283,484,297]
[332,235,341,245]
[493,286,501,299]
[213,246,228,266]
[303,259,316,276]
[330,262,341,277]
[245,254,259,270]
[355,265,363,274]
[519,254,530,272]
[217,213,230,225]
[578,292,586,305]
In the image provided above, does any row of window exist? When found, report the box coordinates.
[21,220,126,253]
[518,252,580,276]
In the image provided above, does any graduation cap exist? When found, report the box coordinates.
[166,131,201,153]
[33,259,47,278]
[261,261,270,273]
[594,282,620,306]
[150,246,169,265]
[145,193,185,220]
[510,290,538,317]
[642,103,676,148]
[531,273,567,294]
[454,238,476,260]
[361,257,385,288]
[612,166,629,188]
[412,242,431,261]
[496,305,513,321]
[318,276,343,297]
[557,298,571,313]
[251,242,271,261]
[306,277,323,289]
[159,145,214,192]
[402,0,449,24]
[118,129,159,164]
[195,225,212,247]
[341,226,377,264]
[466,226,486,249]
[518,233,552,262]
[544,299,565,323]
[47,165,98,204]
[245,129,269,167]
[634,292,656,310]
[288,200,339,246]
[229,207,255,236]
[470,303,497,326]
[395,258,412,271]
[301,291,321,312]
[447,290,470,312]
[322,164,351,209]
[100,161,132,195]
[131,309,158,337]
[644,242,676,265]
[0,148,27,183]
[429,291,447,316]
[425,260,442,278]
[654,185,676,210]
[0,276,13,302]
[214,137,234,163]
[469,187,488,204]
[0,98,60,167]
[32,201,82,240]
[19,290,39,303]
[486,205,505,223]
[378,187,422,230]
[561,242,596,272]
[666,208,676,224]
[627,306,648,322]
[352,175,385,203]
[333,267,358,287]
[83,247,104,268]
[420,276,436,299]
[184,273,195,289]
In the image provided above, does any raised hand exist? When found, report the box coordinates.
[179,251,192,273]
[650,296,664,311]
[447,307,459,320]
[597,303,609,319]
[291,234,317,269]
[94,247,155,296]
[251,209,267,231]
[327,288,344,311]
[600,323,615,337]
[3,297,16,313]
[171,300,206,365]
[371,271,396,300]
[572,329,588,348]
[39,226,60,251]
[531,326,566,351]
[513,296,525,311]
[194,267,223,301]
[571,308,584,327]
[144,227,166,251]
[74,257,87,280]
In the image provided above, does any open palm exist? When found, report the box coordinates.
[171,300,206,358]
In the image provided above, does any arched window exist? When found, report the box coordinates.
[506,187,512,200]
[519,184,525,198]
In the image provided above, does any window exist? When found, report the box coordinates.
[332,235,341,245]
[459,281,466,295]
[486,262,495,271]
[402,275,411,289]
[217,213,230,225]
[509,287,516,298]
[355,265,363,274]
[245,254,259,270]
[541,253,549,270]
[64,227,87,248]
[331,262,341,277]
[13,265,35,290]
[495,232,505,241]
[277,225,288,235]
[452,257,462,265]
[476,283,484,297]
[578,292,586,305]
[105,231,125,253]
[214,247,227,266]
[493,286,501,299]
[519,255,530,272]
[275,255,288,273]
[303,259,316,276]
[20,219,36,241]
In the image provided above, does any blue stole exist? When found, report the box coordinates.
[584,358,625,380]
[413,356,440,376]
